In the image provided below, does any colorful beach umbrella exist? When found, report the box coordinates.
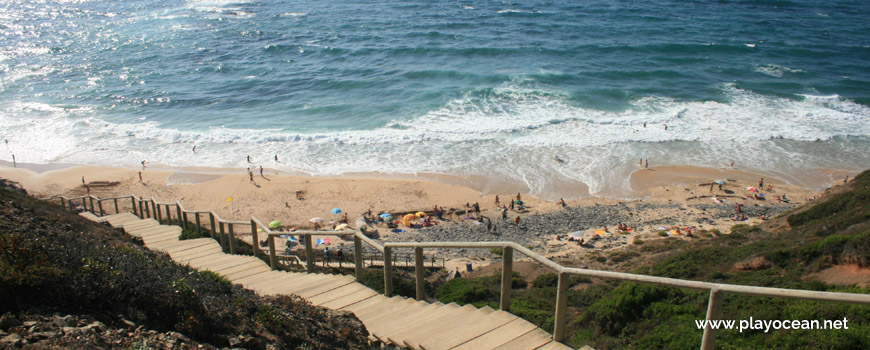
[309,217,324,223]
[379,213,392,218]
[415,211,427,218]
[714,180,727,185]
[331,208,342,214]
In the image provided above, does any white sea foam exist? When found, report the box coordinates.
[2,84,868,199]
[754,64,804,78]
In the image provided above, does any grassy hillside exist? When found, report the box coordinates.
[0,182,371,349]
[434,170,870,349]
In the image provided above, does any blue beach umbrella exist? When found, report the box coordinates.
[331,208,342,214]
[379,213,392,218]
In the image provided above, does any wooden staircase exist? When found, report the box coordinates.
[85,212,575,350]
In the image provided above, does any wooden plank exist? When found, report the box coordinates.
[535,341,574,350]
[400,304,492,348]
[223,265,272,280]
[235,270,289,285]
[351,296,413,320]
[364,301,439,335]
[172,245,223,262]
[185,255,238,269]
[256,274,325,295]
[425,309,520,350]
[166,241,221,255]
[306,282,372,305]
[293,276,357,299]
[122,220,159,230]
[389,303,462,348]
[320,288,379,309]
[450,319,537,350]
[199,260,261,276]
[149,238,212,252]
[139,228,182,241]
[340,294,393,313]
[494,328,551,350]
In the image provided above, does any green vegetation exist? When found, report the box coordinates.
[433,170,870,349]
[0,186,370,349]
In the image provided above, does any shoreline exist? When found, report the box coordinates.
[0,162,854,273]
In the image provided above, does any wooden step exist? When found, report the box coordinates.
[398,304,486,349]
[388,303,462,348]
[450,318,539,350]
[493,328,552,350]
[319,288,379,309]
[306,282,373,305]
[535,341,575,350]
[424,309,520,350]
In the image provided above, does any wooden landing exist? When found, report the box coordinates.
[90,213,574,350]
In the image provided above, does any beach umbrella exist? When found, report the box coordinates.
[335,223,349,230]
[415,211,427,218]
[746,186,756,192]
[379,213,392,218]
[268,220,281,228]
[402,214,417,226]
[514,200,523,205]
[331,208,342,214]
[310,217,324,223]
[714,180,727,185]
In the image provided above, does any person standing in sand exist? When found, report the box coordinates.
[494,195,499,206]
[247,155,251,163]
[11,154,15,168]
[259,166,264,177]
[645,159,648,169]
[82,176,85,185]
[138,171,143,183]
[516,193,521,202]
[192,145,196,153]
[759,178,764,189]
[141,160,146,169]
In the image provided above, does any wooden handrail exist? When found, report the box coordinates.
[43,192,870,349]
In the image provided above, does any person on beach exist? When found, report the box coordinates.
[730,161,734,168]
[141,160,146,169]
[192,145,196,153]
[324,247,330,263]
[502,208,507,219]
[341,213,348,224]
[640,158,643,166]
[516,193,521,202]
[473,202,480,214]
[138,171,143,183]
[337,248,344,262]
[259,166,264,177]
[82,176,85,185]
[718,183,723,191]
[844,175,849,184]
[247,155,251,163]
[249,172,254,183]
[645,160,648,169]
[274,154,278,162]
[285,201,291,209]
[494,195,500,206]
[11,154,15,168]
[664,124,668,131]
[558,198,566,207]
[759,178,764,189]
[643,122,647,128]
[509,200,514,211]
[514,216,520,226]
[710,183,714,192]
[86,185,90,195]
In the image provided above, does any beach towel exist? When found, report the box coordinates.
[324,238,331,244]
[316,238,324,245]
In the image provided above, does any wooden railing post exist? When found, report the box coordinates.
[305,235,314,273]
[250,220,260,258]
[130,197,137,217]
[113,198,119,214]
[354,235,364,281]
[553,272,569,342]
[268,235,278,270]
[228,223,236,254]
[89,197,95,214]
[415,247,425,301]
[175,204,182,226]
[701,287,724,350]
[182,211,189,229]
[155,204,162,223]
[60,197,66,210]
[384,246,393,297]
[98,200,105,216]
[150,201,157,220]
[218,222,228,251]
[500,246,514,311]
[194,213,201,235]
[208,213,217,239]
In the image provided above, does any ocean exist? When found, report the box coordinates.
[1,0,869,199]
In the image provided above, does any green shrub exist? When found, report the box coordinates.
[533,273,559,288]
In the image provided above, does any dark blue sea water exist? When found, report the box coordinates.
[2,0,869,198]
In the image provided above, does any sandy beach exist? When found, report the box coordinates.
[0,162,855,271]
